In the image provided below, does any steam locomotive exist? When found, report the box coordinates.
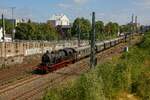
[36,36,127,74]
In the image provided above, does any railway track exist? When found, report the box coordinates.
[0,36,141,100]
[0,44,126,100]
[10,43,124,100]
[0,61,89,100]
[13,63,89,100]
[0,75,40,94]
[0,61,38,87]
[0,74,31,88]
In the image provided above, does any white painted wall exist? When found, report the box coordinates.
[25,47,53,56]
[0,28,3,41]
[50,14,70,26]
[0,27,12,42]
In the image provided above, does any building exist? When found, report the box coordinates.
[0,27,12,42]
[48,14,71,39]
[141,25,150,32]
[0,27,3,42]
[48,14,70,27]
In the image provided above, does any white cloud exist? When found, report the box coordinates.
[133,0,150,8]
[73,0,88,4]
[57,3,71,9]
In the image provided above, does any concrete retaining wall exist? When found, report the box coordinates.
[0,40,88,68]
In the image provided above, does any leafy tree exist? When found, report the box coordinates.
[113,23,119,33]
[41,22,58,40]
[105,22,112,34]
[0,19,13,34]
[120,24,131,33]
[105,22,119,34]
[95,21,104,40]
[15,22,58,40]
[104,22,119,39]
[72,17,91,39]
[16,23,37,40]
[95,21,104,33]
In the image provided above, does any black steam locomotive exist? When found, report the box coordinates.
[37,48,77,73]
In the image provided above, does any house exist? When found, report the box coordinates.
[48,14,71,39]
[0,27,12,42]
[0,27,3,42]
[48,14,70,27]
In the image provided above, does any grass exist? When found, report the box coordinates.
[44,33,150,100]
[44,71,106,100]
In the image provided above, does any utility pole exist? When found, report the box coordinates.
[2,14,5,42]
[10,7,16,42]
[131,14,134,38]
[135,16,138,33]
[126,14,135,92]
[90,12,96,68]
[129,14,134,45]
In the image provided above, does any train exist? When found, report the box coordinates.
[36,35,128,74]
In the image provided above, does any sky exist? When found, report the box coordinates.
[0,0,150,25]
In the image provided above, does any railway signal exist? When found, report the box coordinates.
[90,12,97,68]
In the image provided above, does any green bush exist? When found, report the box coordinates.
[139,32,150,49]
[96,60,131,99]
[44,34,150,100]
[44,71,106,100]
[96,63,114,96]
[136,72,150,100]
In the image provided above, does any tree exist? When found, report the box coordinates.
[0,19,13,34]
[15,22,58,40]
[95,21,104,33]
[120,24,132,33]
[40,23,58,40]
[15,23,35,40]
[72,17,91,39]
[95,21,104,40]
[113,23,119,33]
[105,22,119,36]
